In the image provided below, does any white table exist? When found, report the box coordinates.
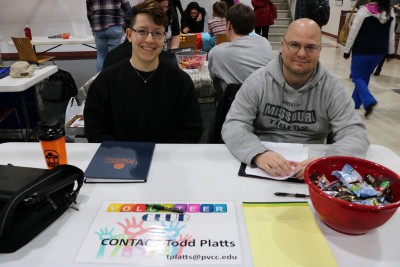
[9,36,96,54]
[0,66,58,139]
[0,143,399,267]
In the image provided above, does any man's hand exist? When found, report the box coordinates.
[254,151,294,177]
[292,158,318,180]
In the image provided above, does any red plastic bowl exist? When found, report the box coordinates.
[304,156,400,235]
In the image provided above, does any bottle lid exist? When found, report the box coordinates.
[37,121,66,141]
[25,25,29,27]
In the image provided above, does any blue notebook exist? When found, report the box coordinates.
[84,141,155,183]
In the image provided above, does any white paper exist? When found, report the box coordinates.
[75,201,242,265]
[245,142,309,180]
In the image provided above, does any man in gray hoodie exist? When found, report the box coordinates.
[222,18,370,180]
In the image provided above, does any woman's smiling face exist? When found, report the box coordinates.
[128,13,166,66]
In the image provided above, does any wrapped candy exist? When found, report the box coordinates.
[310,164,393,206]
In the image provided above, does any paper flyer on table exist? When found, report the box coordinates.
[242,202,337,267]
[75,201,242,265]
[245,142,309,179]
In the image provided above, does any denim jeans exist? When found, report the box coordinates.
[350,54,384,109]
[94,26,125,72]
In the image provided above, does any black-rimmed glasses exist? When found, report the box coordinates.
[132,28,166,40]
[283,39,320,54]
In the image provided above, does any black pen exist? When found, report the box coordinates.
[147,204,185,214]
[274,192,310,198]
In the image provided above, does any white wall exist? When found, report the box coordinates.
[0,0,250,54]
[0,0,93,54]
[0,0,375,55]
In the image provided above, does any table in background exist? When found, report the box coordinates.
[184,64,216,103]
[0,66,58,140]
[0,142,399,267]
[8,36,96,54]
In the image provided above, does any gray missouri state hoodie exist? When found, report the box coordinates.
[222,55,370,166]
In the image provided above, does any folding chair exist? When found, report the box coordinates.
[208,83,242,144]
[215,33,228,45]
[11,37,55,65]
[178,34,198,49]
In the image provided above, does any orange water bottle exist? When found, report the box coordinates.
[37,121,68,169]
[24,25,32,40]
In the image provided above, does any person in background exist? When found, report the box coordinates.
[208,1,228,35]
[374,1,400,76]
[172,0,184,16]
[158,0,180,49]
[344,0,396,117]
[86,0,131,73]
[294,0,330,27]
[181,2,207,33]
[251,0,275,39]
[222,19,369,180]
[85,0,202,143]
[208,3,272,91]
[222,0,234,9]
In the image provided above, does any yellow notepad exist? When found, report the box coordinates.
[243,202,337,267]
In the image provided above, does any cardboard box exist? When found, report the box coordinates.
[65,115,84,136]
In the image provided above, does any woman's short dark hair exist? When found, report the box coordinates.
[130,0,168,28]
[225,3,255,35]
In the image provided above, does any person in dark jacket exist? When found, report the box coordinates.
[251,0,275,39]
[172,0,184,15]
[343,0,396,117]
[85,0,202,143]
[181,2,207,33]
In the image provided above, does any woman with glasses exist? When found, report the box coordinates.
[343,0,396,117]
[84,0,203,143]
[181,2,207,33]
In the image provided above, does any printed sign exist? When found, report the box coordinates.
[75,201,242,265]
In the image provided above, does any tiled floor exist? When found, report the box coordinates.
[319,36,400,156]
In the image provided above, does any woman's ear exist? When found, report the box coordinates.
[126,28,133,42]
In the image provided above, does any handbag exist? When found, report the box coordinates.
[0,164,84,253]
[338,0,360,45]
[40,69,78,102]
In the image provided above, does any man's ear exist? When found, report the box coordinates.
[126,28,133,42]
[226,21,232,31]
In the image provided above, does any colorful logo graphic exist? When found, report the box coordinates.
[106,203,228,213]
[44,150,59,168]
[103,157,137,170]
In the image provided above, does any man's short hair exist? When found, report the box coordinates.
[130,0,168,28]
[225,3,255,35]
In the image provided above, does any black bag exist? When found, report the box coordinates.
[307,0,330,27]
[0,164,84,253]
[40,69,78,102]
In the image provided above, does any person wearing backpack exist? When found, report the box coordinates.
[295,0,330,27]
[343,0,396,117]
